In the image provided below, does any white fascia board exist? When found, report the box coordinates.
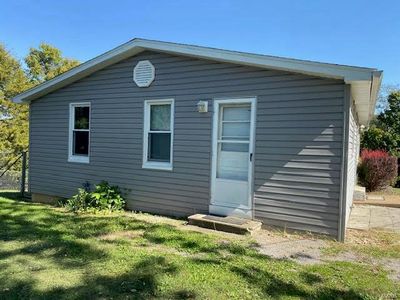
[368,71,383,122]
[135,39,375,82]
[12,38,380,106]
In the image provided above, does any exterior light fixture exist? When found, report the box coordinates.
[197,100,208,113]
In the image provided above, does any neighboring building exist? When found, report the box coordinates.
[13,39,382,241]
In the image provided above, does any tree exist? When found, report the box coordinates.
[25,43,79,83]
[377,91,400,135]
[361,125,398,155]
[375,84,400,114]
[361,90,400,157]
[0,44,31,169]
[0,43,79,170]
[361,89,400,187]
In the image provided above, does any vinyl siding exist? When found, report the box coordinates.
[253,83,345,236]
[29,50,345,235]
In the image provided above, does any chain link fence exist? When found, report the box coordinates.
[0,151,29,195]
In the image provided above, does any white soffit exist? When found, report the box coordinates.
[12,38,382,125]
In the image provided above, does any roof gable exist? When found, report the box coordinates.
[12,38,382,125]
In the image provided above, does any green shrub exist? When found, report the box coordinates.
[91,181,125,211]
[66,181,125,212]
[66,188,94,212]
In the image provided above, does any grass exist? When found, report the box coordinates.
[324,229,400,259]
[392,188,400,195]
[0,191,399,299]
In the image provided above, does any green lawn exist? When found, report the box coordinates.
[0,192,399,299]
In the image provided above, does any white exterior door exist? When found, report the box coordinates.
[210,98,256,218]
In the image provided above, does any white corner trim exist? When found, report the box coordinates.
[133,60,155,87]
[68,102,91,164]
[142,98,174,171]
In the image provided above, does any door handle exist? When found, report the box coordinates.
[250,153,253,162]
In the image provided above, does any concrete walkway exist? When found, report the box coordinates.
[348,205,400,232]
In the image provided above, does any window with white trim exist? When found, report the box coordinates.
[143,99,174,170]
[69,102,90,163]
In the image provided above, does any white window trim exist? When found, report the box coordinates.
[142,99,174,171]
[68,102,91,163]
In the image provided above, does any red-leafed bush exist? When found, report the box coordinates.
[358,149,398,191]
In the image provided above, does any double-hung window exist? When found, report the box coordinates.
[69,102,90,163]
[143,99,174,170]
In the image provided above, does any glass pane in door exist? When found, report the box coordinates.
[217,142,249,180]
[223,106,251,121]
[217,104,251,181]
[222,122,250,139]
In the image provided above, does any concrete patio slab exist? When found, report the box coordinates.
[348,205,400,232]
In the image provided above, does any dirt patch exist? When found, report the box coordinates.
[384,259,400,281]
[256,238,327,264]
[252,227,330,264]
[99,230,144,241]
[345,229,400,246]
[124,211,184,227]
[251,227,400,280]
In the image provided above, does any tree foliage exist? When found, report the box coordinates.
[377,91,400,135]
[0,43,79,170]
[361,90,400,157]
[375,84,400,114]
[0,45,31,169]
[25,43,79,83]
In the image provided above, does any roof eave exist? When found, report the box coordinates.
[12,38,382,125]
[368,71,383,124]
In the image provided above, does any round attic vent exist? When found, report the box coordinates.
[133,60,155,87]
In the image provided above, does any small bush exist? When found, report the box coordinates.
[91,181,125,211]
[66,181,125,212]
[66,188,94,212]
[358,149,398,191]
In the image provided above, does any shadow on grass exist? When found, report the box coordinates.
[230,264,365,300]
[0,191,25,201]
[0,256,179,299]
[0,191,395,299]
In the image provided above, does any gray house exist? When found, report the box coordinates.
[13,39,382,240]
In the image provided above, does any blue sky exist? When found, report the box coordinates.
[1,0,399,85]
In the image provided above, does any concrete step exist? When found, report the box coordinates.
[188,214,262,235]
[353,185,366,201]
